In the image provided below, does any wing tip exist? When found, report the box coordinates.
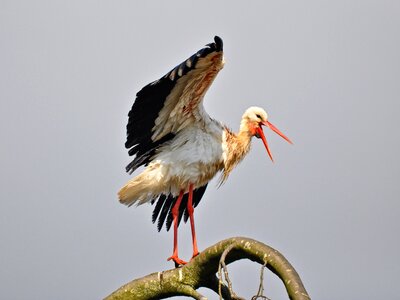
[214,36,223,51]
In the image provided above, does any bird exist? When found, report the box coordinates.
[118,36,292,266]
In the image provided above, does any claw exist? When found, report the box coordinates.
[167,255,187,267]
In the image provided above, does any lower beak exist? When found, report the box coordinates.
[256,121,292,162]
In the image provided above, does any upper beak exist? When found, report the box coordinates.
[256,121,292,162]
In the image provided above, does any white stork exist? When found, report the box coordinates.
[118,36,292,266]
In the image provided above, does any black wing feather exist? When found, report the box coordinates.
[151,194,166,223]
[124,36,223,173]
[151,184,208,232]
[157,195,175,232]
[166,193,188,231]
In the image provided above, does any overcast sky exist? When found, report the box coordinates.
[1,1,399,299]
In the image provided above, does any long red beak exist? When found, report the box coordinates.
[256,121,292,162]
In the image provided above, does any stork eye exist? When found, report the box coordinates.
[256,114,262,119]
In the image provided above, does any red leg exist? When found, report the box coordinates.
[187,183,199,258]
[167,190,187,266]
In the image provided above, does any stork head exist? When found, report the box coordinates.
[241,106,292,162]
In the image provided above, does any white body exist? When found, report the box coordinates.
[119,115,226,205]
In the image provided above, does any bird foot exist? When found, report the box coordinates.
[167,255,187,267]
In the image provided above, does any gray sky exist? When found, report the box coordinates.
[1,1,399,299]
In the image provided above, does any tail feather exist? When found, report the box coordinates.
[118,167,162,206]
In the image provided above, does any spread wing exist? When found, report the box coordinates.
[124,36,224,174]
